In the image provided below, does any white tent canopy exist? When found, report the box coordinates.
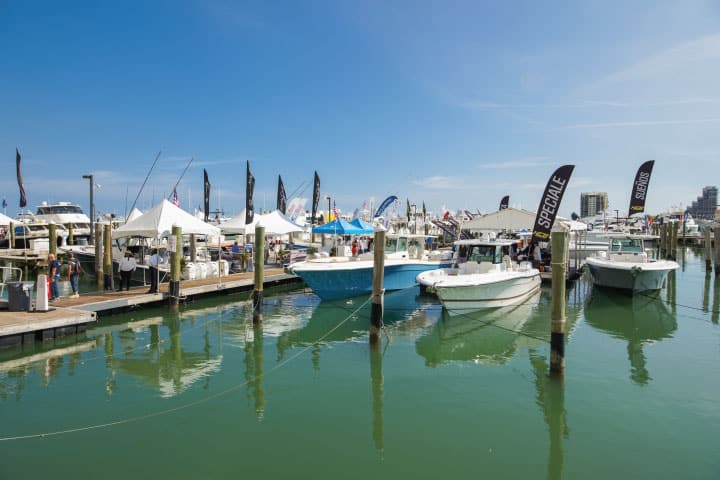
[112,199,220,239]
[221,209,302,235]
[0,212,14,226]
[221,209,256,235]
[126,207,143,223]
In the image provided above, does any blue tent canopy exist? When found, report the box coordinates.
[312,218,369,235]
[349,218,375,234]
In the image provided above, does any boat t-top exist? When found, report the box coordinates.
[417,238,541,314]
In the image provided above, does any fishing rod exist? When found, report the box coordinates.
[167,157,193,202]
[126,150,162,219]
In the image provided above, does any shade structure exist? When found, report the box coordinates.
[112,199,220,239]
[257,210,303,234]
[349,218,375,234]
[221,209,302,235]
[220,209,256,235]
[126,207,143,223]
[312,218,370,235]
[0,212,14,226]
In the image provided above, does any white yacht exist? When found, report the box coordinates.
[12,211,68,249]
[33,201,92,244]
[417,238,541,314]
[585,235,678,293]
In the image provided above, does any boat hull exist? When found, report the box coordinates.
[290,259,450,300]
[430,272,541,314]
[586,257,678,292]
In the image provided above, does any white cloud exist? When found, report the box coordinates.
[562,117,720,130]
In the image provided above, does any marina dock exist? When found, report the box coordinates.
[0,268,300,348]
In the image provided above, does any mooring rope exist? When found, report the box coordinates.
[0,295,372,442]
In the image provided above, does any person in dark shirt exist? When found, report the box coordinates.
[48,253,61,301]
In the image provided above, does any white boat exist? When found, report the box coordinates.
[417,239,541,314]
[33,201,92,244]
[288,233,452,300]
[12,212,68,249]
[585,235,678,292]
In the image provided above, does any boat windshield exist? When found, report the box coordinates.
[610,238,644,252]
[37,205,84,215]
[467,245,501,263]
[385,237,408,253]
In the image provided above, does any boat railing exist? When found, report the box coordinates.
[0,266,23,299]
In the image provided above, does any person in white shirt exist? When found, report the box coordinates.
[118,250,137,291]
[148,248,160,293]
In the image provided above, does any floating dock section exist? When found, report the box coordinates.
[0,268,300,348]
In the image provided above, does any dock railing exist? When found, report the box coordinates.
[1,265,23,299]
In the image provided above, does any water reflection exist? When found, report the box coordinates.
[713,275,720,325]
[276,288,435,368]
[243,323,265,419]
[415,292,542,366]
[584,287,677,385]
[529,350,568,480]
[369,341,384,457]
[703,270,711,314]
[97,313,223,398]
[0,338,98,400]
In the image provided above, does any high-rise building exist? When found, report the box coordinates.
[687,186,718,219]
[580,192,608,218]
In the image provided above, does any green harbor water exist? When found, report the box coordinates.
[1,247,719,479]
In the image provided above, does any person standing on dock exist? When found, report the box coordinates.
[118,250,137,291]
[148,248,160,294]
[67,252,81,298]
[48,253,61,301]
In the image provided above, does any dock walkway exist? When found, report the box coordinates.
[0,268,300,348]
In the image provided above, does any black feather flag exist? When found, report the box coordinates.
[245,160,255,224]
[277,175,287,214]
[530,165,575,245]
[311,171,320,224]
[499,195,509,210]
[203,168,211,222]
[16,148,27,208]
[628,160,654,217]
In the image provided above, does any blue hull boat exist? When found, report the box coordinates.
[292,259,450,300]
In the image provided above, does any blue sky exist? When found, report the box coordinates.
[2,0,719,219]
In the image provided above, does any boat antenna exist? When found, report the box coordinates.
[126,150,162,219]
[167,157,193,202]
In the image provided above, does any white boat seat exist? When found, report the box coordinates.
[459,261,494,274]
[459,262,480,274]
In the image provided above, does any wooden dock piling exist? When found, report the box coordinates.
[49,222,57,257]
[253,225,265,324]
[68,224,74,246]
[659,224,665,258]
[189,233,196,262]
[168,225,182,310]
[103,223,113,290]
[370,229,386,343]
[8,221,15,248]
[95,223,103,286]
[704,228,712,272]
[550,223,569,376]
